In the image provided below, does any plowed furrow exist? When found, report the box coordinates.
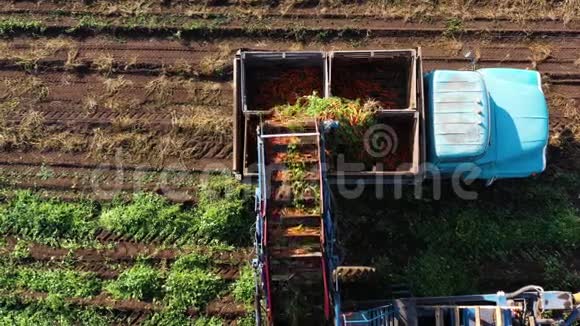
[2,236,252,264]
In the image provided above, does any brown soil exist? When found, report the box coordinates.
[1,0,578,22]
[7,289,247,320]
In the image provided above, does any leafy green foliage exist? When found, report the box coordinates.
[0,18,45,36]
[171,252,211,272]
[406,251,474,296]
[443,17,464,37]
[194,175,253,245]
[193,316,225,326]
[541,253,580,290]
[275,94,374,121]
[232,264,255,306]
[143,310,193,326]
[105,265,163,301]
[99,192,195,244]
[194,200,250,245]
[0,175,253,248]
[284,141,320,213]
[0,297,112,326]
[164,268,224,310]
[413,179,580,261]
[0,190,97,246]
[14,267,101,297]
[237,313,257,326]
[10,240,30,260]
[0,267,15,290]
[67,15,109,33]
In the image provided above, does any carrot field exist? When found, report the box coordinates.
[0,0,578,324]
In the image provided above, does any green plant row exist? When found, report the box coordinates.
[0,175,253,247]
[0,17,46,36]
[284,141,321,213]
[0,258,252,311]
[0,251,254,307]
[0,295,116,326]
[106,263,225,310]
[0,265,101,298]
[0,253,255,325]
[0,14,369,43]
[0,294,253,326]
[107,253,255,310]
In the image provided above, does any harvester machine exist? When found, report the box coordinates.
[253,118,337,325]
[233,50,578,325]
[340,287,580,326]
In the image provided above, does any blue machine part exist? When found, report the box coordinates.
[426,68,549,180]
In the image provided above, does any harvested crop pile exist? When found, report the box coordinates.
[283,140,321,213]
[332,59,408,110]
[271,94,411,170]
[248,66,323,111]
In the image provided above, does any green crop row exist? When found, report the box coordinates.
[0,18,46,36]
[0,265,101,298]
[0,175,253,247]
[0,252,254,309]
[104,262,226,311]
[0,295,253,326]
[407,175,580,295]
[1,254,253,306]
[0,255,255,325]
[106,253,255,311]
[0,296,116,326]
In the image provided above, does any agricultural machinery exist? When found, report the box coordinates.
[231,49,578,325]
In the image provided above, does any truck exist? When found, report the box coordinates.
[232,49,549,184]
[231,49,578,326]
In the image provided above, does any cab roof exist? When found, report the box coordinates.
[428,70,490,163]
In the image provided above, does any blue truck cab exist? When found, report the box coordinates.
[425,68,549,181]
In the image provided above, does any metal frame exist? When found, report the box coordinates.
[327,49,418,112]
[342,305,398,325]
[234,49,424,180]
[254,120,338,325]
[254,126,271,325]
[240,51,327,115]
[320,128,342,325]
[339,288,580,326]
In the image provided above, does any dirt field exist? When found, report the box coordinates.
[0,0,579,324]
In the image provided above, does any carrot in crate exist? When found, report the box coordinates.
[332,62,405,109]
[252,67,323,111]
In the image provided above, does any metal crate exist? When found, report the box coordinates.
[240,51,327,115]
[328,50,417,112]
